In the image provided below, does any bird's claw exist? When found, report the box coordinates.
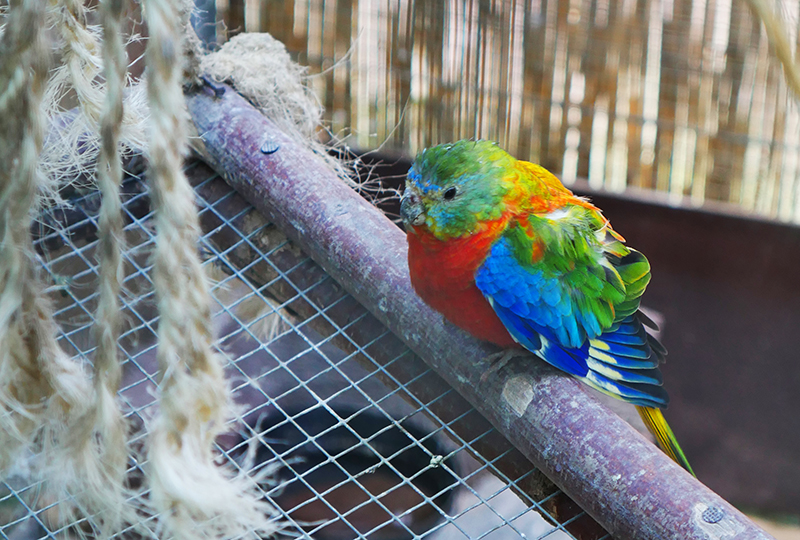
[480,349,532,382]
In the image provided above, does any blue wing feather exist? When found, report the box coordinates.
[589,339,652,360]
[600,327,648,346]
[605,318,641,335]
[488,299,543,354]
[584,370,669,407]
[476,238,668,408]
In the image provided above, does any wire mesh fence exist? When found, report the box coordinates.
[0,158,607,540]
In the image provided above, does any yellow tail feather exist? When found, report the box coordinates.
[636,406,696,477]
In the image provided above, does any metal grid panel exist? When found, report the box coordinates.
[0,159,598,540]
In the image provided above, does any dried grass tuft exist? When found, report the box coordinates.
[199,32,352,182]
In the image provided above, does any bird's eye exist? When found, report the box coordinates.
[443,187,457,200]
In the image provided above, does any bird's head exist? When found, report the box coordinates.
[400,140,518,240]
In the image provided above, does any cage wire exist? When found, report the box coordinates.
[1,158,599,540]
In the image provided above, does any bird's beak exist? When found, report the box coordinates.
[400,189,425,227]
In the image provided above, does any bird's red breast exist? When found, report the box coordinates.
[406,218,518,348]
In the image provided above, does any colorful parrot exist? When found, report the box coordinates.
[400,140,694,476]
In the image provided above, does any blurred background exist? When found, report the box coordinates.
[209,0,800,221]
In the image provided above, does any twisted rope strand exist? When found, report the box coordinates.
[142,0,276,537]
[0,0,57,471]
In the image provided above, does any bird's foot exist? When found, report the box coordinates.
[481,349,531,382]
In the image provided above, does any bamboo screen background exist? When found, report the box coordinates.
[213,0,800,223]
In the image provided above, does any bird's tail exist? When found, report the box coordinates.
[636,406,695,477]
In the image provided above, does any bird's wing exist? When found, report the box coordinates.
[474,204,668,407]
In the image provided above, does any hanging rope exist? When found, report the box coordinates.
[0,0,56,470]
[0,1,110,535]
[142,0,276,536]
[0,0,278,537]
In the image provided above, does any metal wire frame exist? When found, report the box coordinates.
[0,159,601,540]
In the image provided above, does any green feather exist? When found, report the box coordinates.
[608,248,653,321]
[625,274,652,299]
[406,140,517,239]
